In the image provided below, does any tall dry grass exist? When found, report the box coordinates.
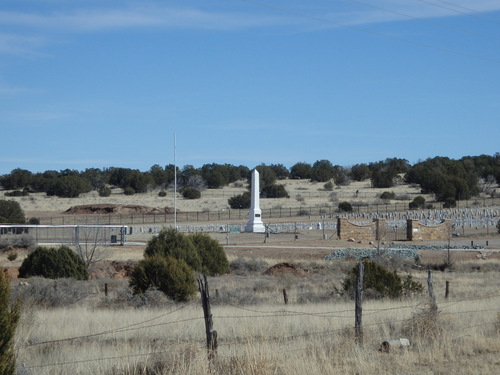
[13,262,500,375]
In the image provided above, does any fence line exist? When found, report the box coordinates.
[10,207,498,244]
[20,304,500,369]
[20,292,500,350]
[32,197,500,227]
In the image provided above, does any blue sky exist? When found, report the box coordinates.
[1,0,499,174]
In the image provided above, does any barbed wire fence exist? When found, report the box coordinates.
[16,274,500,372]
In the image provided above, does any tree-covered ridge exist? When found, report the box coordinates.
[0,154,499,203]
[405,154,500,203]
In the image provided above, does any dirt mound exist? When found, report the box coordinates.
[90,261,136,280]
[64,204,174,215]
[263,262,307,278]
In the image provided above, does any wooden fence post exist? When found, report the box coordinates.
[355,262,363,344]
[427,269,437,311]
[283,289,288,305]
[197,275,217,362]
[445,280,449,299]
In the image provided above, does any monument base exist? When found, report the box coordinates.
[245,208,265,233]
[244,222,266,233]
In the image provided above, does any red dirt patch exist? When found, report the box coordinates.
[263,262,307,278]
[64,204,175,215]
[3,268,19,279]
[89,261,136,280]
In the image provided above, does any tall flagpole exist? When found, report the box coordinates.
[174,134,177,229]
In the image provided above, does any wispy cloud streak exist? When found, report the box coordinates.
[0,5,287,33]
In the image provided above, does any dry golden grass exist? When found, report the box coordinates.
[13,261,500,375]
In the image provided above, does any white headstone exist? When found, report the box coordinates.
[245,169,265,233]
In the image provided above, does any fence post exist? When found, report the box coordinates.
[445,280,449,299]
[427,269,437,311]
[197,275,217,362]
[283,288,288,305]
[355,262,363,344]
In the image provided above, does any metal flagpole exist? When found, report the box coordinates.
[174,134,177,230]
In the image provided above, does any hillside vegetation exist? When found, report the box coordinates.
[1,154,499,217]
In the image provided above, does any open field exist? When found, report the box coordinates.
[0,178,457,218]
[10,257,500,375]
[2,178,500,374]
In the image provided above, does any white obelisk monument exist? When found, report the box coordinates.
[245,169,265,233]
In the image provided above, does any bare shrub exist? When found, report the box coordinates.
[212,286,265,306]
[11,277,93,307]
[0,236,35,251]
[297,260,356,276]
[13,235,35,249]
[111,286,174,308]
[0,239,11,252]
[75,225,113,267]
[370,254,417,273]
[230,257,269,276]
[329,192,337,203]
[401,305,446,343]
[252,280,276,293]
[296,289,334,304]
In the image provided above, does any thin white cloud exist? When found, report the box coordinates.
[329,0,500,26]
[0,33,49,55]
[1,1,499,57]
[1,1,500,35]
[2,110,70,123]
[0,5,287,33]
[243,0,500,29]
[0,83,43,96]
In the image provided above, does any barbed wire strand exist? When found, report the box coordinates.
[23,299,200,348]
[21,306,499,369]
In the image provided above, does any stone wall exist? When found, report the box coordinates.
[337,218,385,241]
[406,219,452,241]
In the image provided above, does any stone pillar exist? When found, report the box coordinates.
[376,219,386,241]
[407,219,414,241]
[245,169,265,233]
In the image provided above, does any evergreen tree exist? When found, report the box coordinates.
[18,246,89,280]
[0,271,21,375]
